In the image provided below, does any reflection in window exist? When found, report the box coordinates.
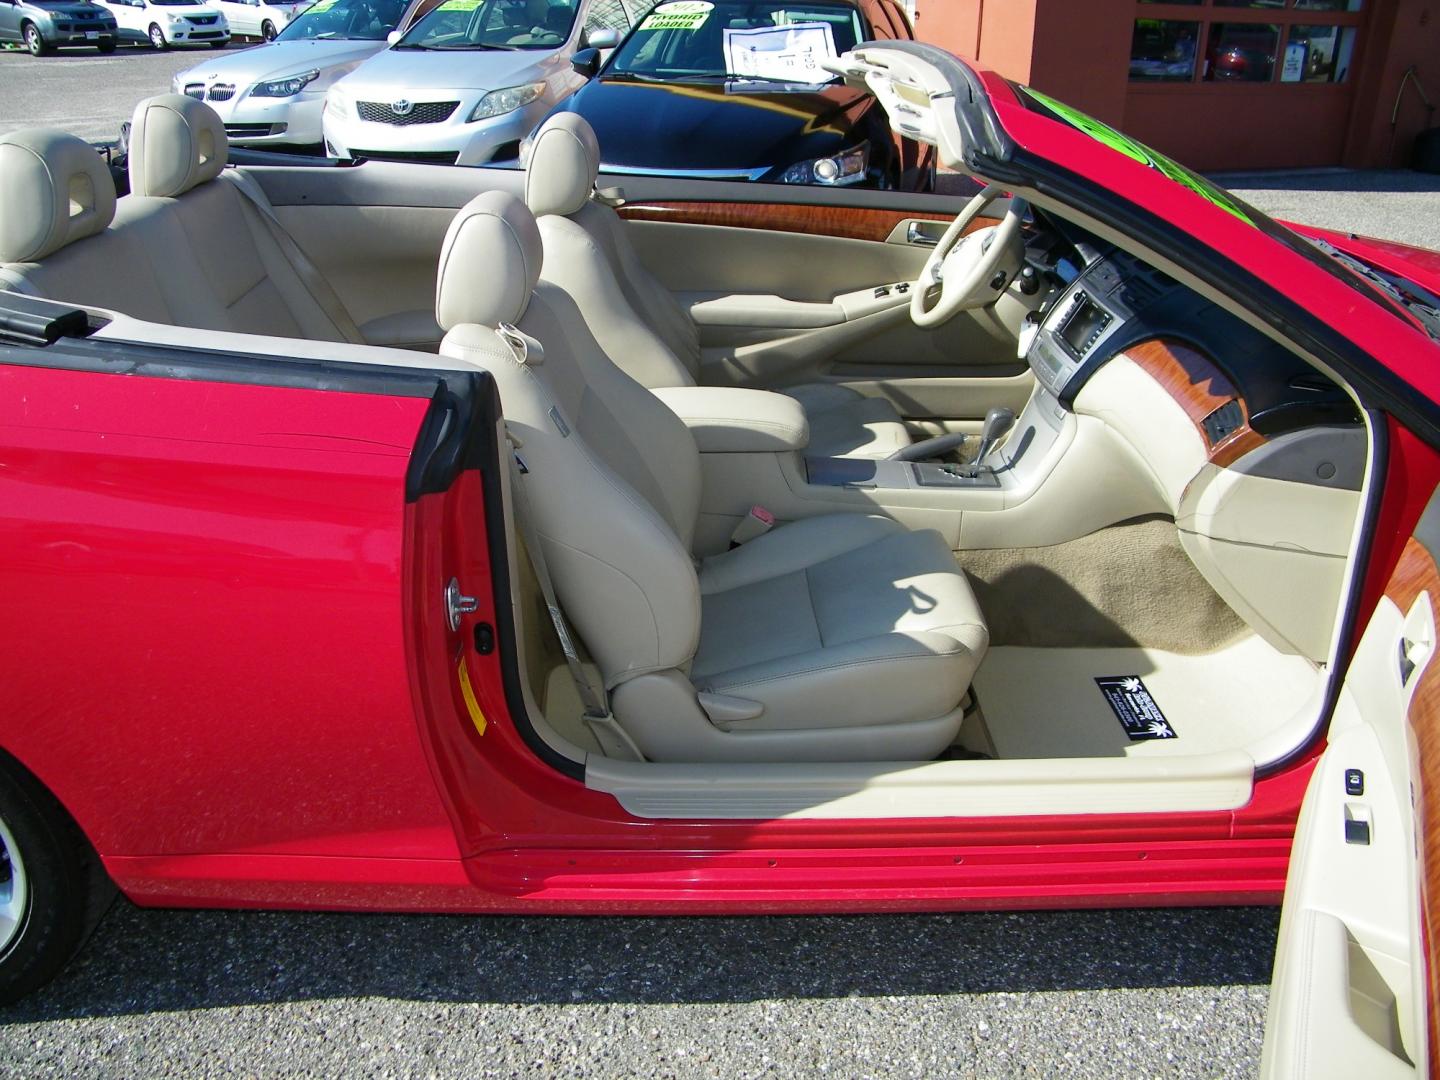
[1213,1,1286,7]
[1282,24,1357,82]
[1205,22,1278,82]
[1295,0,1363,10]
[1138,0,1199,4]
[1130,20,1199,82]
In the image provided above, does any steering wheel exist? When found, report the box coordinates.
[910,185,1028,329]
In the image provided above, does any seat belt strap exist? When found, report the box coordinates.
[504,433,644,762]
[222,168,366,345]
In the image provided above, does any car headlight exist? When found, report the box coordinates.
[254,69,320,97]
[468,83,545,122]
[780,143,870,186]
[165,12,185,22]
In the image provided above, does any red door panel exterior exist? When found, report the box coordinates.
[0,363,460,863]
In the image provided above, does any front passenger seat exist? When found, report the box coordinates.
[523,112,915,460]
[437,191,989,763]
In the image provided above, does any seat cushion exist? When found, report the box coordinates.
[783,383,911,459]
[694,514,987,737]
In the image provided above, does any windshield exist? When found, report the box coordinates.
[150,0,204,6]
[1011,83,1424,334]
[607,1,864,83]
[276,0,405,41]
[397,0,578,50]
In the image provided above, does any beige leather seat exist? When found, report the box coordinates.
[0,96,363,344]
[522,113,915,460]
[437,191,988,763]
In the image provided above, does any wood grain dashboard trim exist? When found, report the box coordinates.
[617,201,989,245]
[1124,338,1267,468]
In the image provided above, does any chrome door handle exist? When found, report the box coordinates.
[907,222,941,247]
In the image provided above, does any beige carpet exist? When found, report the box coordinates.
[973,635,1319,759]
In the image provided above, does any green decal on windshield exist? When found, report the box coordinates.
[1019,86,1254,226]
[437,0,482,9]
[641,0,711,30]
[306,0,339,12]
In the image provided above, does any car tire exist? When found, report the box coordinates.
[260,19,275,40]
[0,753,112,1006]
[148,22,167,48]
[22,22,50,56]
[97,39,116,53]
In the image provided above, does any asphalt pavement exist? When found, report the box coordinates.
[4,43,1439,1080]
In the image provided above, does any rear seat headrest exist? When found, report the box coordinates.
[437,191,544,332]
[523,113,600,219]
[0,128,116,264]
[129,94,228,199]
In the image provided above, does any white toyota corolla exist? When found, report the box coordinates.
[171,0,427,149]
[322,0,631,166]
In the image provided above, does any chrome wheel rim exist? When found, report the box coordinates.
[149,25,163,46]
[0,815,27,956]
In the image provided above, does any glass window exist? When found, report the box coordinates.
[1213,1,1286,8]
[1282,23,1358,82]
[276,0,406,41]
[1295,0,1363,11]
[399,0,580,49]
[1138,0,1200,5]
[585,0,630,34]
[1130,19,1199,82]
[1204,21,1278,82]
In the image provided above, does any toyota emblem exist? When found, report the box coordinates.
[390,99,414,117]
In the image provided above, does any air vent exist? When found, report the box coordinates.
[1202,400,1244,445]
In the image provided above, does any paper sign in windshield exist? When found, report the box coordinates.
[641,0,712,31]
[723,22,836,83]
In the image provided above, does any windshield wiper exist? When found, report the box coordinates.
[432,42,521,50]
[390,41,432,49]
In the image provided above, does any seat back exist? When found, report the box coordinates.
[523,113,703,388]
[437,191,704,687]
[1,96,358,344]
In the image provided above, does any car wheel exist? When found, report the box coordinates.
[260,19,275,40]
[0,754,110,1005]
[148,22,167,48]
[22,22,50,56]
[97,39,116,53]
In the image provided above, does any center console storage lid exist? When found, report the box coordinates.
[652,386,810,454]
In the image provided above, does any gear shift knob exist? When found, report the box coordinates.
[961,407,1016,477]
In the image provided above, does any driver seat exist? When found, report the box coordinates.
[522,113,915,460]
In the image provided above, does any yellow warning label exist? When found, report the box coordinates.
[458,657,487,737]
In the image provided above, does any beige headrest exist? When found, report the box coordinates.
[128,95,228,199]
[523,113,600,219]
[0,129,116,264]
[436,191,544,331]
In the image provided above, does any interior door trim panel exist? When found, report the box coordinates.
[618,201,996,245]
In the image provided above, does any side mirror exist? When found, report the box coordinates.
[571,46,601,77]
[385,29,400,44]
[584,26,619,49]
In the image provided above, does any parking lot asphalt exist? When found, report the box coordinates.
[5,43,1440,1080]
[1,903,1278,1079]
[0,41,257,144]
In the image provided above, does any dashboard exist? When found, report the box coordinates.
[1017,240,1360,451]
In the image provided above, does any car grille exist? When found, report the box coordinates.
[225,122,288,137]
[356,100,459,126]
[186,14,218,24]
[207,84,235,101]
[183,83,205,99]
[351,148,460,165]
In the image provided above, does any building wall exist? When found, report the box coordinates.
[912,0,1440,171]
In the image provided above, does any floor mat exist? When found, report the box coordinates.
[973,636,1319,759]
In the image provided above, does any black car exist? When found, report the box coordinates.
[537,0,934,190]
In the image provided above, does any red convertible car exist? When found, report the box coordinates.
[1,38,1438,1074]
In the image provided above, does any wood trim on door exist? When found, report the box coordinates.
[618,201,989,245]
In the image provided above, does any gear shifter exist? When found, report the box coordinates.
[958,407,1016,477]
